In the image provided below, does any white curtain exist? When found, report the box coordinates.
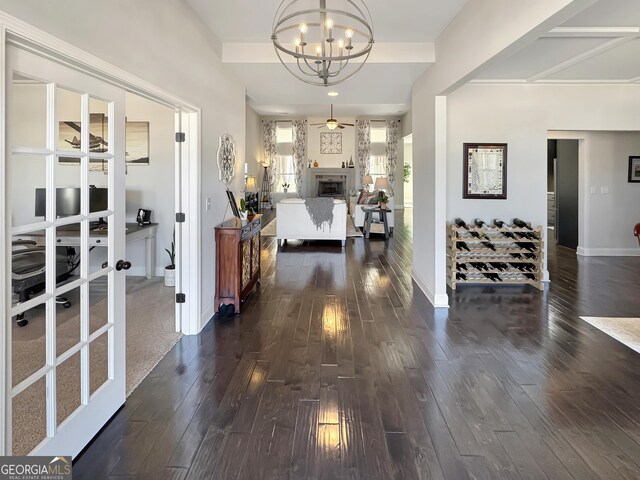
[385,120,400,196]
[356,119,371,188]
[292,120,307,198]
[262,121,277,188]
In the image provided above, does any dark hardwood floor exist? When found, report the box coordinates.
[74,210,640,479]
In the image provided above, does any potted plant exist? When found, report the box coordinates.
[240,197,256,221]
[164,229,176,287]
[282,182,290,193]
[378,191,389,209]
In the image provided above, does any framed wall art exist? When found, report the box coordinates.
[463,143,508,199]
[218,134,237,185]
[320,132,342,154]
[628,156,640,183]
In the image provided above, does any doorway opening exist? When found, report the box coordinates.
[547,139,579,250]
[2,24,200,458]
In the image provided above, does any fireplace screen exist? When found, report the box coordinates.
[318,180,345,197]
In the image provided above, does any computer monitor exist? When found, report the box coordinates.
[35,187,108,217]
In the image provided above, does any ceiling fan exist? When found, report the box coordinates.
[310,105,354,130]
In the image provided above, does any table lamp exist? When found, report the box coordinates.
[245,175,258,192]
[363,174,373,191]
[374,177,389,192]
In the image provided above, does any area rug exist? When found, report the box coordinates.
[261,215,364,238]
[10,277,181,455]
[580,317,640,354]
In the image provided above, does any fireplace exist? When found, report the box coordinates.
[318,180,345,197]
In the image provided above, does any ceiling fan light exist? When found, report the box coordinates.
[327,120,338,130]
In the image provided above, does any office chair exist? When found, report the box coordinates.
[635,223,640,247]
[12,240,72,327]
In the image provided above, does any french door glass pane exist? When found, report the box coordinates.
[11,304,46,387]
[11,233,48,307]
[12,377,47,456]
[10,154,47,227]
[90,332,109,396]
[89,97,110,152]
[56,286,81,357]
[56,88,83,152]
[56,352,82,426]
[11,73,47,150]
[89,279,109,335]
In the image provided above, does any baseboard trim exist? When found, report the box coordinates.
[411,269,450,309]
[201,302,216,332]
[577,247,640,257]
[125,266,164,277]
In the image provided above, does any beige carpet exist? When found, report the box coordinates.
[10,277,181,455]
[261,215,364,238]
[581,317,640,354]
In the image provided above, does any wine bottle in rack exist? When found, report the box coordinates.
[471,262,489,271]
[482,272,502,282]
[474,219,486,228]
[513,218,539,239]
[456,263,468,271]
[456,272,467,281]
[455,218,480,237]
[524,273,535,280]
[481,241,496,251]
[523,252,536,259]
[457,241,471,252]
[493,218,516,239]
[489,262,509,271]
[510,253,522,259]
[515,241,536,252]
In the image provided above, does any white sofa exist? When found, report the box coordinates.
[276,198,347,246]
[349,196,395,230]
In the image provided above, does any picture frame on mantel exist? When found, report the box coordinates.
[463,143,508,199]
[628,156,640,183]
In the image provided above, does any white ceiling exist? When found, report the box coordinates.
[184,0,469,43]
[184,0,468,115]
[184,0,640,114]
[474,0,640,84]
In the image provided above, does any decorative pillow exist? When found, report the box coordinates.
[365,195,379,205]
[356,189,366,204]
[358,193,371,204]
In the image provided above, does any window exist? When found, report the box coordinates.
[275,123,295,192]
[369,123,387,185]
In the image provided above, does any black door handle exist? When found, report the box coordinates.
[115,260,132,271]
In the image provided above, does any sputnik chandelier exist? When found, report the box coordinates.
[271,0,375,87]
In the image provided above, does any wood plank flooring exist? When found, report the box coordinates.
[73,210,640,479]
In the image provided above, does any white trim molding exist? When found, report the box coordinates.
[577,246,640,257]
[412,269,450,309]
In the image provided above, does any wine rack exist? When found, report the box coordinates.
[447,222,544,290]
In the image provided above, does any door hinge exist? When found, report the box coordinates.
[176,293,186,304]
[175,132,186,143]
[176,212,186,223]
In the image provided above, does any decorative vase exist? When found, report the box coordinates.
[283,188,288,193]
[342,161,346,168]
[313,160,319,168]
[164,266,176,287]
[379,202,387,209]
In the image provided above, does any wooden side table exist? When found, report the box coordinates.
[363,207,392,240]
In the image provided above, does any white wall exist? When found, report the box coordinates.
[446,84,640,281]
[245,105,262,180]
[550,130,640,256]
[0,0,247,330]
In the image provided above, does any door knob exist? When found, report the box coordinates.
[115,260,132,271]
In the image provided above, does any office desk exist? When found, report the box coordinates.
[26,223,158,279]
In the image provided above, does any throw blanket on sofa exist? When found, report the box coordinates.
[304,197,334,231]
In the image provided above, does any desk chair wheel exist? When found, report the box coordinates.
[56,296,71,309]
[16,315,28,327]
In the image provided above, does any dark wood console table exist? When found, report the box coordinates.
[214,214,262,314]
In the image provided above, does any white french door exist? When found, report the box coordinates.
[4,46,126,457]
